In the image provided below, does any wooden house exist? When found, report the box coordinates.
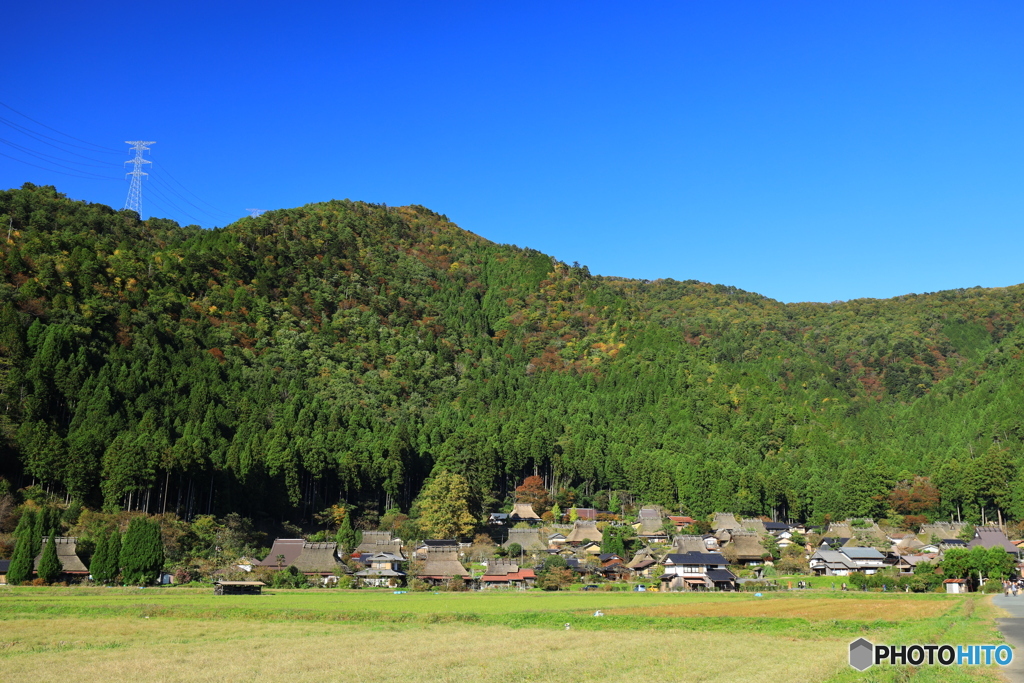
[565,521,603,545]
[503,528,547,553]
[660,551,736,591]
[968,527,1019,555]
[510,503,541,524]
[415,547,471,586]
[724,531,767,566]
[33,537,88,579]
[356,531,404,556]
[355,552,406,587]
[258,538,306,569]
[413,539,458,561]
[291,542,347,577]
[480,560,536,589]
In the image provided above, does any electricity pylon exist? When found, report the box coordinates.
[246,208,266,218]
[124,141,155,215]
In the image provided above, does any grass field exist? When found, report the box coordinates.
[0,586,1009,682]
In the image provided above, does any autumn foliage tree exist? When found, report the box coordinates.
[416,471,477,540]
[889,476,940,527]
[515,476,553,515]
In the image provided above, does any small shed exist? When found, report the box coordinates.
[944,579,969,594]
[214,580,266,595]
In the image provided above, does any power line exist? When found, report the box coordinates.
[0,115,122,158]
[146,180,204,224]
[156,164,236,220]
[0,150,120,182]
[124,141,154,214]
[0,101,124,153]
[149,175,232,223]
[0,137,117,170]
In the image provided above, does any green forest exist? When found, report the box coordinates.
[2,182,1024,530]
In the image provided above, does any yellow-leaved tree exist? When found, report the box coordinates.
[416,471,477,540]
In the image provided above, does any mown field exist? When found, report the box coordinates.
[0,587,1009,682]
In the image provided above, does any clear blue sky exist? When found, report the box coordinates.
[3,2,1022,303]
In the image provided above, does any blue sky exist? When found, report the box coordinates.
[2,2,1022,303]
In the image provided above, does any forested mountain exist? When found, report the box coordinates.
[2,183,1024,528]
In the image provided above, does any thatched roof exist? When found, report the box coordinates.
[292,542,345,575]
[566,521,603,544]
[712,513,741,531]
[510,503,541,522]
[503,528,546,550]
[636,517,667,536]
[483,560,520,577]
[827,522,853,538]
[417,548,470,579]
[726,532,766,561]
[34,537,87,573]
[356,531,394,553]
[673,535,710,554]
[627,547,657,569]
[919,522,969,541]
[832,520,887,546]
[637,507,663,520]
[894,537,926,553]
[741,518,767,535]
[258,538,306,567]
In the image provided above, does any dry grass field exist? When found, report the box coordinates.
[0,587,1008,682]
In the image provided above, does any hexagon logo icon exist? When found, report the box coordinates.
[849,638,874,671]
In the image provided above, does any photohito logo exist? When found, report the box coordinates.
[849,638,1012,670]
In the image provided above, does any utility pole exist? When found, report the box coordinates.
[124,141,155,215]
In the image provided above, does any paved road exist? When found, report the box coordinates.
[991,595,1024,682]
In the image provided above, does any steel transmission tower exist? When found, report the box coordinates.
[246,208,266,217]
[124,141,155,214]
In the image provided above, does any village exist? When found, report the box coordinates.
[5,502,1019,596]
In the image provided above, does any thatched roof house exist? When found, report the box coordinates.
[258,538,306,568]
[481,559,536,587]
[919,522,969,541]
[565,521,603,544]
[503,527,547,551]
[510,503,541,523]
[673,535,711,554]
[33,537,88,574]
[724,531,767,564]
[416,548,470,583]
[741,518,767,536]
[356,531,403,556]
[712,513,741,531]
[292,542,346,575]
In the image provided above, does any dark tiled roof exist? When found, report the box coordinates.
[664,552,727,565]
[707,569,737,582]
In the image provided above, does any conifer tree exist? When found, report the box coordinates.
[90,528,112,584]
[6,508,37,585]
[119,518,163,585]
[336,507,356,554]
[37,531,61,584]
[106,527,122,584]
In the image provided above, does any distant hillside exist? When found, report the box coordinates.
[2,182,1024,527]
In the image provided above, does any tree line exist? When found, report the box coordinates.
[3,183,1024,529]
